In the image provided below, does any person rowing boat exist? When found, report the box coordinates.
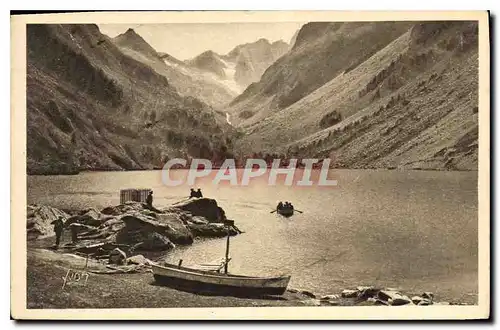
[271,201,303,216]
[279,202,294,217]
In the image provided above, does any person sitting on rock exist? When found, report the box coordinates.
[196,188,203,198]
[189,188,197,199]
[52,217,64,249]
[146,191,153,207]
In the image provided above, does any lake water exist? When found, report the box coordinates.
[27,169,478,303]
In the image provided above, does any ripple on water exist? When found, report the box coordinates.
[27,169,478,303]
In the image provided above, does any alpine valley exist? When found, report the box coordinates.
[26,21,478,174]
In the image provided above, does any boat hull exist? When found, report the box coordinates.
[152,264,291,296]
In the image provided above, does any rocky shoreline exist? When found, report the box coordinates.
[291,286,465,307]
[26,246,464,309]
[27,198,241,258]
[27,198,468,308]
[27,246,465,308]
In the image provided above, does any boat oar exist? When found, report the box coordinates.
[294,209,304,214]
[270,210,277,213]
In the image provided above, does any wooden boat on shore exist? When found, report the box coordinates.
[152,263,291,296]
[277,207,294,217]
[152,219,291,296]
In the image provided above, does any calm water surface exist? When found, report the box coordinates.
[27,169,478,303]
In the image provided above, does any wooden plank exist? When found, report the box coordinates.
[119,188,152,203]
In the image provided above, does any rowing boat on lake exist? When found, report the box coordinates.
[277,207,294,217]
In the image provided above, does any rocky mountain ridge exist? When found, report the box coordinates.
[27,22,480,174]
[27,24,236,175]
[112,28,238,108]
[186,38,291,91]
[230,21,479,170]
[228,22,414,126]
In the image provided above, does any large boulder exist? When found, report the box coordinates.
[378,290,412,306]
[78,208,101,224]
[162,204,241,238]
[187,216,209,225]
[114,212,189,250]
[187,222,239,238]
[155,212,194,244]
[27,205,68,239]
[122,212,193,244]
[99,217,125,230]
[169,198,227,222]
[341,289,359,298]
[27,199,241,249]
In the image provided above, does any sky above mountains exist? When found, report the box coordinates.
[98,22,304,60]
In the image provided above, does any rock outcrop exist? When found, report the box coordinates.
[168,198,227,222]
[101,202,148,216]
[186,38,291,92]
[294,286,461,307]
[187,51,227,79]
[228,22,412,127]
[112,29,238,108]
[188,221,239,238]
[229,21,478,171]
[114,211,193,250]
[166,198,239,237]
[27,199,241,254]
[27,24,234,175]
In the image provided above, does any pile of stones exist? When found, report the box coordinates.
[294,286,459,306]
